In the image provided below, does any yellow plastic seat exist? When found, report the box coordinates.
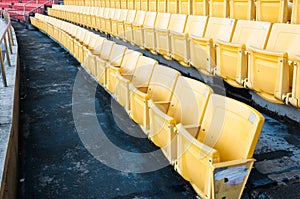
[133,11,157,47]
[141,0,148,10]
[118,10,136,40]
[115,56,158,112]
[168,0,178,13]
[179,0,191,14]
[246,23,300,104]
[148,77,213,163]
[230,0,255,20]
[107,50,142,93]
[256,0,288,23]
[149,0,157,11]
[121,0,127,9]
[115,0,121,8]
[157,0,167,12]
[77,31,94,64]
[292,0,300,23]
[175,94,265,199]
[215,20,271,88]
[144,12,171,54]
[100,8,111,32]
[156,14,187,59]
[209,0,230,17]
[128,0,134,9]
[106,9,121,35]
[190,17,236,75]
[192,0,208,15]
[135,0,141,10]
[125,10,145,43]
[130,65,181,132]
[95,40,115,84]
[112,9,128,37]
[287,56,300,108]
[95,7,105,31]
[103,8,116,34]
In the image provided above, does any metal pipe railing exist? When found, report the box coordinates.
[0,10,14,87]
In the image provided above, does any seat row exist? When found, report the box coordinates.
[47,5,300,108]
[62,0,300,23]
[31,13,265,199]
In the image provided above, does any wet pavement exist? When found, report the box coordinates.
[15,20,300,199]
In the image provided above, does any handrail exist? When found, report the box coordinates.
[23,0,35,14]
[0,10,14,87]
[23,0,55,23]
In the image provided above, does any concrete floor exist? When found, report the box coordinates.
[14,21,300,199]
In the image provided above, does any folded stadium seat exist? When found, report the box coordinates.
[178,0,191,14]
[192,0,209,15]
[149,0,157,11]
[215,20,272,88]
[209,0,230,17]
[156,14,187,60]
[148,77,213,163]
[133,11,157,48]
[110,0,116,8]
[158,0,167,12]
[103,8,116,34]
[106,50,142,93]
[287,56,300,108]
[86,7,97,29]
[105,0,110,7]
[85,36,107,76]
[75,6,85,24]
[144,12,171,54]
[124,10,146,43]
[53,20,64,42]
[128,0,134,9]
[77,31,94,64]
[95,7,105,31]
[105,8,120,34]
[174,94,264,199]
[100,8,111,33]
[111,9,128,37]
[81,6,92,27]
[118,10,136,40]
[135,0,142,10]
[170,15,208,67]
[230,0,256,20]
[141,0,148,10]
[73,29,89,61]
[190,17,236,75]
[246,23,300,104]
[256,0,289,23]
[115,0,121,8]
[291,0,300,23]
[96,43,127,86]
[121,0,127,9]
[168,0,178,13]
[130,65,181,132]
[115,56,158,112]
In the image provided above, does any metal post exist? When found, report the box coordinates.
[4,34,11,67]
[0,46,7,87]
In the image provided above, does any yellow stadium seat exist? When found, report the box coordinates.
[230,0,255,20]
[118,10,136,40]
[130,65,181,132]
[149,0,157,11]
[103,8,116,34]
[135,0,141,10]
[107,50,142,93]
[115,0,121,8]
[100,8,111,32]
[141,0,148,10]
[106,9,121,35]
[292,0,300,23]
[133,11,157,48]
[125,10,145,43]
[121,0,127,8]
[175,94,265,199]
[156,14,187,59]
[115,56,158,112]
[179,0,191,14]
[95,8,105,31]
[192,0,209,15]
[128,0,134,9]
[111,0,116,8]
[287,56,300,108]
[215,20,271,88]
[246,23,300,103]
[95,40,115,84]
[168,0,178,13]
[256,0,288,23]
[105,0,110,7]
[148,77,213,163]
[170,15,208,66]
[190,17,236,75]
[77,31,94,64]
[144,12,171,54]
[209,0,230,17]
[158,0,167,12]
[112,9,128,37]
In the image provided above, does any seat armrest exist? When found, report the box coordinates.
[212,158,255,169]
[149,100,174,123]
[129,85,149,99]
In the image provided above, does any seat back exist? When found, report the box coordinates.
[149,0,157,11]
[231,20,271,49]
[256,0,288,23]
[204,17,236,42]
[209,0,229,17]
[120,50,142,75]
[168,14,188,32]
[125,9,137,23]
[147,65,181,102]
[112,9,121,20]
[292,0,300,24]
[155,12,171,29]
[141,0,148,10]
[184,15,208,37]
[230,0,255,20]
[158,0,167,12]
[89,35,106,53]
[115,0,121,8]
[135,0,141,10]
[133,10,146,25]
[144,11,157,28]
[100,40,115,60]
[168,0,178,13]
[119,9,129,21]
[197,94,265,161]
[192,0,208,15]
[132,56,158,87]
[179,0,191,14]
[167,77,213,125]
[103,7,110,18]
[266,23,300,59]
[108,44,127,66]
[121,0,127,9]
[128,0,134,9]
[108,8,116,19]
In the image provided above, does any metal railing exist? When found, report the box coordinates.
[23,0,56,23]
[0,10,14,87]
